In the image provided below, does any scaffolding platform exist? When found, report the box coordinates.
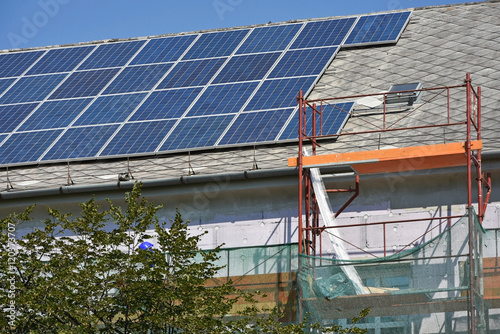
[303,293,467,319]
[289,141,482,174]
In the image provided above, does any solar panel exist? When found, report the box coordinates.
[183,29,250,60]
[0,130,63,165]
[0,73,67,104]
[236,24,302,54]
[268,47,338,78]
[213,52,281,84]
[19,98,93,131]
[344,12,411,45]
[0,78,16,95]
[291,18,356,49]
[188,82,259,116]
[0,51,45,78]
[103,63,172,94]
[131,35,197,65]
[219,108,294,145]
[100,120,177,156]
[279,102,355,140]
[160,115,234,151]
[27,46,95,75]
[244,77,317,111]
[78,40,146,70]
[75,93,147,125]
[49,69,120,99]
[130,88,202,121]
[42,125,121,161]
[0,10,411,166]
[0,103,39,133]
[158,58,226,89]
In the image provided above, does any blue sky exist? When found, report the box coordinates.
[1,0,483,50]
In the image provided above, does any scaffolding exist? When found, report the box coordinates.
[289,74,494,333]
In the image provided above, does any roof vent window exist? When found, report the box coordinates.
[386,82,423,106]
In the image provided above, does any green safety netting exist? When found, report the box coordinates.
[298,209,491,333]
[196,243,299,278]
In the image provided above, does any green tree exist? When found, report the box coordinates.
[0,183,367,333]
[228,305,370,333]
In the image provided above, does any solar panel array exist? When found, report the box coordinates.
[0,11,411,166]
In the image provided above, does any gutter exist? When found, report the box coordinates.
[482,150,500,160]
[0,167,298,201]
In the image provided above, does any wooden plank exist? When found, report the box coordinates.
[288,141,482,175]
[306,294,470,319]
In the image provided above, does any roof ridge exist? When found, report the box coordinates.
[0,9,414,54]
[414,0,499,11]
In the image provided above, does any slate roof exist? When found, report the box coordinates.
[0,0,499,196]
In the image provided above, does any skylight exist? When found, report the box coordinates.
[386,82,423,106]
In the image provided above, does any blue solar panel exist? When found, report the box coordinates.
[244,76,316,111]
[27,46,95,75]
[103,63,172,94]
[78,40,146,70]
[0,103,39,133]
[0,10,411,166]
[0,130,62,164]
[183,29,249,60]
[0,51,45,78]
[101,120,176,156]
[19,98,93,131]
[158,58,226,89]
[49,69,120,99]
[268,47,338,79]
[291,18,356,49]
[0,73,67,104]
[345,12,411,45]
[0,78,15,95]
[279,102,354,140]
[75,93,147,126]
[236,24,302,54]
[219,108,294,145]
[188,82,259,117]
[160,115,234,151]
[213,52,280,84]
[131,88,202,121]
[131,35,197,65]
[42,125,120,161]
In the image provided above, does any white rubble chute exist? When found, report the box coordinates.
[304,148,367,295]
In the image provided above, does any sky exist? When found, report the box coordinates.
[0,0,485,50]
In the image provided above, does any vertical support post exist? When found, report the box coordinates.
[320,103,324,136]
[314,197,323,256]
[310,102,317,256]
[447,87,450,123]
[466,73,472,208]
[296,91,308,323]
[476,86,483,223]
[466,74,476,333]
[298,90,304,255]
[468,207,477,334]
[383,93,386,130]
[319,220,323,258]
[383,223,387,257]
[312,103,317,155]
[476,86,486,333]
[305,172,311,256]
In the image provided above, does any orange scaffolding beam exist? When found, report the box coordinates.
[288,140,482,174]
